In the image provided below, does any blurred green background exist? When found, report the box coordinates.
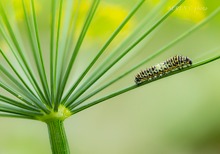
[0,0,220,154]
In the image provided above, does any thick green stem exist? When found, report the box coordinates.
[46,120,70,154]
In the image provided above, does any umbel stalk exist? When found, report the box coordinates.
[46,120,70,154]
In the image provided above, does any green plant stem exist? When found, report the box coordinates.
[50,0,58,107]
[70,6,220,108]
[71,53,220,113]
[47,120,70,154]
[0,2,48,104]
[61,0,145,104]
[54,0,64,108]
[66,0,185,107]
[31,0,51,103]
[56,0,100,109]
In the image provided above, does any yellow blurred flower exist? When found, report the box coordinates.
[0,41,9,52]
[89,3,134,37]
[150,0,207,22]
[75,1,134,40]
[0,0,40,22]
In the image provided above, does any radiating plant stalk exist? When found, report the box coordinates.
[0,0,220,153]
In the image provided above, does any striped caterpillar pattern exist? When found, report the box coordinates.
[135,55,192,85]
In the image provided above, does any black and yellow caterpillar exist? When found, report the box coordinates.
[135,55,192,85]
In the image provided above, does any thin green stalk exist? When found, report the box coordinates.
[0,81,37,108]
[0,49,41,102]
[22,0,51,106]
[0,29,42,102]
[71,6,220,107]
[107,0,166,56]
[0,2,48,104]
[0,64,46,108]
[54,0,64,110]
[60,0,81,75]
[50,0,58,107]
[55,0,81,106]
[0,113,36,119]
[65,0,185,107]
[133,6,220,68]
[31,0,51,103]
[71,53,220,113]
[65,0,167,103]
[0,81,50,114]
[55,0,100,111]
[194,46,220,60]
[0,94,41,112]
[46,120,70,154]
[61,0,146,104]
[0,105,42,118]
[55,0,75,103]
